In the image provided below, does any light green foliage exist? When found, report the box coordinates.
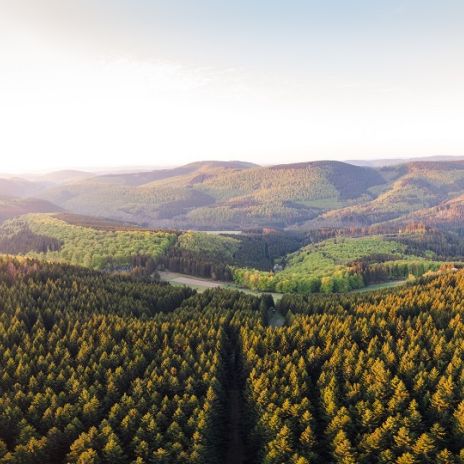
[3,214,175,269]
[286,236,406,271]
[234,236,442,294]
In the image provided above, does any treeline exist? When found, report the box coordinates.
[157,249,233,280]
[158,230,304,281]
[306,222,464,255]
[397,230,464,260]
[233,267,364,293]
[233,259,443,294]
[350,259,445,285]
[0,224,62,254]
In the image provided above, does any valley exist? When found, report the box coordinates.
[0,208,462,296]
[3,1,464,461]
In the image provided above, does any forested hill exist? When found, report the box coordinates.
[0,197,61,223]
[303,161,464,230]
[2,212,464,296]
[5,160,464,230]
[33,160,386,229]
[1,257,464,462]
[0,213,303,281]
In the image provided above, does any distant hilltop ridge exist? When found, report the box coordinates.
[1,158,464,230]
[347,155,464,167]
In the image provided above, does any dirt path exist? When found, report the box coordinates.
[268,308,285,327]
[159,271,225,288]
[224,334,246,464]
[158,270,284,301]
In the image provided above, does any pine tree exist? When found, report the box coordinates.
[396,452,416,464]
[332,430,357,464]
[102,433,127,464]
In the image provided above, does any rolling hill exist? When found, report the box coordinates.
[0,177,50,198]
[348,155,464,167]
[0,212,303,277]
[1,210,462,296]
[301,161,464,229]
[233,234,449,293]
[35,160,387,229]
[0,213,175,269]
[396,193,464,231]
[89,160,258,187]
[4,159,464,231]
[0,196,61,223]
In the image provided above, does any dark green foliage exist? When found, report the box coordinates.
[0,224,62,254]
[242,270,464,462]
[158,230,304,281]
[1,257,464,462]
[397,228,464,259]
[0,258,227,464]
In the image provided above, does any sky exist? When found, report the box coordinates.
[0,0,464,173]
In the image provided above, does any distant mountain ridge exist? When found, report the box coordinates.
[27,170,94,184]
[89,161,259,187]
[348,155,464,167]
[0,196,61,223]
[3,158,464,231]
[34,160,385,229]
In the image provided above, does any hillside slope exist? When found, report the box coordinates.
[233,234,448,293]
[396,193,464,231]
[8,159,464,231]
[37,160,386,229]
[0,177,50,198]
[0,213,175,269]
[302,161,464,229]
[0,196,61,223]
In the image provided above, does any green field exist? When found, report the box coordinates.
[349,279,407,293]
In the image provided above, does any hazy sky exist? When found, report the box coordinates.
[1,0,464,172]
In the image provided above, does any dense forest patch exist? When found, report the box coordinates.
[2,213,464,296]
[1,258,464,462]
[233,235,453,293]
[0,214,175,270]
[157,230,304,281]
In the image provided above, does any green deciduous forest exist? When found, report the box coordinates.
[0,215,175,270]
[3,213,464,296]
[0,256,464,463]
[233,235,449,294]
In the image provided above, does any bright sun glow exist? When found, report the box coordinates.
[1,1,464,172]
